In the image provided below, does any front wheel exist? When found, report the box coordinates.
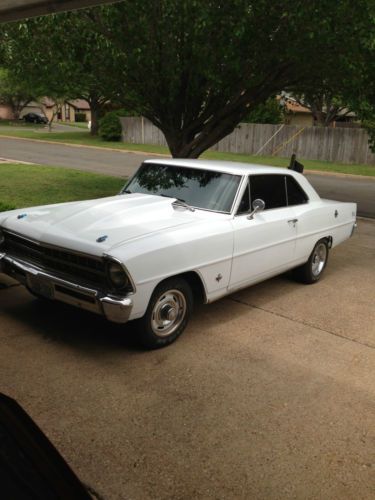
[136,278,193,349]
[294,239,329,284]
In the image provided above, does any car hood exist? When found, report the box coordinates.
[0,194,201,256]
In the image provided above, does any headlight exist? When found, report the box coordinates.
[107,261,129,290]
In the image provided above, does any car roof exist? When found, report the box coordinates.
[142,158,320,201]
[144,158,297,177]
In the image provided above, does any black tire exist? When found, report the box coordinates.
[136,277,193,349]
[294,238,329,284]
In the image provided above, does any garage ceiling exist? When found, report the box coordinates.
[0,0,119,22]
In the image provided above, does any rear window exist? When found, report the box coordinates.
[286,176,308,205]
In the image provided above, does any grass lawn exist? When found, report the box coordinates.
[0,163,125,210]
[0,126,375,177]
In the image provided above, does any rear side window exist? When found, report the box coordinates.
[250,175,287,210]
[286,176,308,205]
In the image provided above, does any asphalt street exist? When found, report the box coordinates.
[0,219,374,499]
[1,135,374,217]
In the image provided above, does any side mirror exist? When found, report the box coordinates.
[247,198,265,219]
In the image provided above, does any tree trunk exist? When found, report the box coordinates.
[162,112,247,158]
[90,100,100,136]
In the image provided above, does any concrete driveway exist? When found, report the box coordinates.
[0,220,374,499]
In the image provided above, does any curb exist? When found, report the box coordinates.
[0,134,170,158]
[304,169,375,181]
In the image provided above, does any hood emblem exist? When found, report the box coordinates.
[17,213,27,219]
[96,235,108,243]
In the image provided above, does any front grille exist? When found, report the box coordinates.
[3,230,107,289]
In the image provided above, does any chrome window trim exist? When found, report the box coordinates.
[122,162,243,215]
[233,173,310,216]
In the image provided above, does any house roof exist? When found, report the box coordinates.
[285,99,310,114]
[36,97,90,110]
[67,99,90,110]
[41,97,55,107]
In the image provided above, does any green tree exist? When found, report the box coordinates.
[292,91,352,127]
[243,98,283,125]
[3,13,124,135]
[0,67,35,119]
[89,0,372,157]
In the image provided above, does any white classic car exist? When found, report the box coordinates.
[0,159,356,348]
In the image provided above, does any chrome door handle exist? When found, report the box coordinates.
[288,218,298,225]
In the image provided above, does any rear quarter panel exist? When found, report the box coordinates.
[294,199,356,263]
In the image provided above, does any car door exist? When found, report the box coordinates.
[229,174,298,290]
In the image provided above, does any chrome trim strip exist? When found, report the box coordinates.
[2,228,103,261]
[0,255,133,323]
[100,296,133,323]
[2,255,99,295]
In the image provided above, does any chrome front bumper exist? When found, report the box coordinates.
[0,253,133,323]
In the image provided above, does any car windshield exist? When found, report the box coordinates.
[124,163,241,213]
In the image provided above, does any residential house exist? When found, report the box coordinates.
[0,97,91,123]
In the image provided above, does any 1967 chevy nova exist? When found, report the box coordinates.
[0,159,356,348]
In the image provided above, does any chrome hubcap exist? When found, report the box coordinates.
[311,243,327,276]
[151,289,187,337]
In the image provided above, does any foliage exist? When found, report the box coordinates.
[99,110,123,141]
[291,91,352,127]
[75,112,86,122]
[0,67,35,118]
[2,0,374,155]
[0,201,16,212]
[89,0,373,157]
[2,13,125,135]
[362,118,375,152]
[114,108,138,117]
[243,98,283,125]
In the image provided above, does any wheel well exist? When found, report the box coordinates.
[318,236,332,249]
[158,271,207,304]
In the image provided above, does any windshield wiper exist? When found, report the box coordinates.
[172,198,195,212]
[159,194,195,212]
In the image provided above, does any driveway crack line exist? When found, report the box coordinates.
[228,297,375,350]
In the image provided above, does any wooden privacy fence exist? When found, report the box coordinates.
[120,117,375,165]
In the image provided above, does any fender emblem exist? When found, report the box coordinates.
[96,235,108,243]
[216,273,223,282]
[334,210,338,218]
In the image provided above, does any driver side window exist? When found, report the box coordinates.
[237,179,250,214]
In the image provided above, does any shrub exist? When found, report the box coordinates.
[99,111,123,141]
[75,112,87,122]
[0,202,16,212]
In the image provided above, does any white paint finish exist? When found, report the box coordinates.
[0,160,357,322]
[293,200,356,259]
[229,207,297,290]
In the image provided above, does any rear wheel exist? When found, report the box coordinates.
[294,239,329,284]
[136,278,193,349]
